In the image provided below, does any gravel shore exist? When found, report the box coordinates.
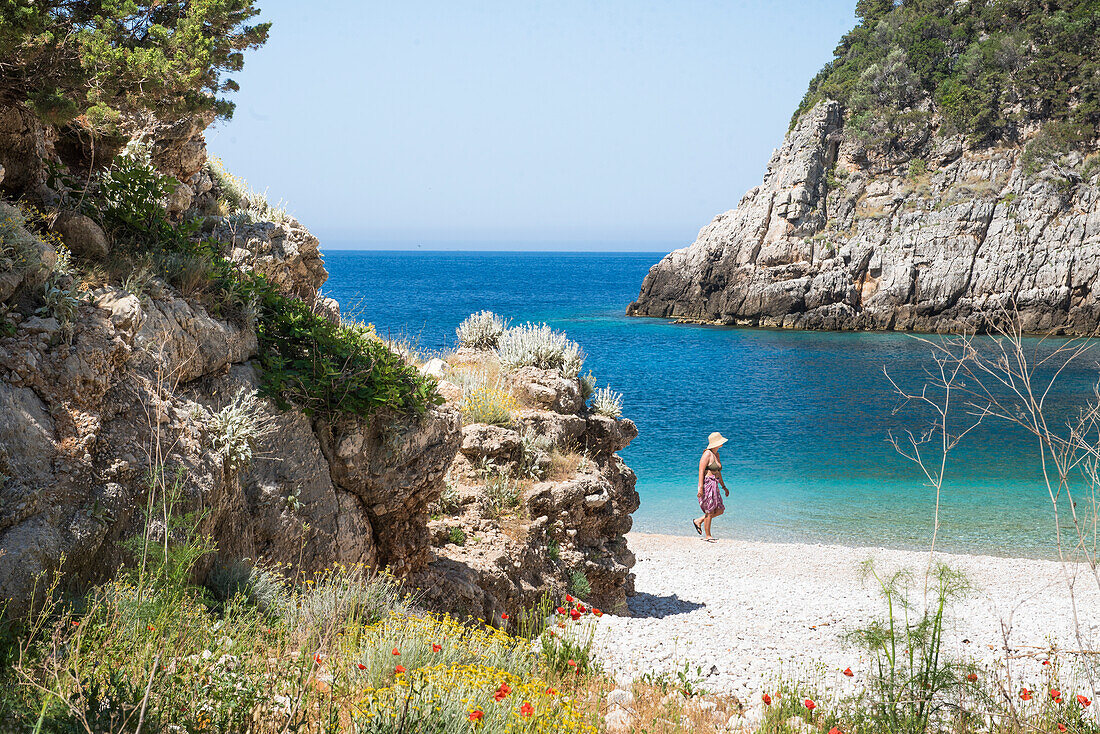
[592,533,1100,702]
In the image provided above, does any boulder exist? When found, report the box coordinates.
[507,366,583,414]
[459,424,523,465]
[51,211,109,259]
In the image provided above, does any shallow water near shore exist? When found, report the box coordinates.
[325,250,1098,559]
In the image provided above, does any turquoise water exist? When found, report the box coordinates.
[324,250,1095,559]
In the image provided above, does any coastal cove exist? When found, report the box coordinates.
[327,249,1093,560]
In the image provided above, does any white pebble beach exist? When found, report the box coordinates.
[593,532,1100,705]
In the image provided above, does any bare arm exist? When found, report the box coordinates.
[697,450,709,498]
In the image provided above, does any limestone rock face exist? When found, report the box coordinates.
[216,218,328,298]
[412,360,640,619]
[0,206,460,616]
[316,407,462,576]
[0,105,54,193]
[629,100,1100,334]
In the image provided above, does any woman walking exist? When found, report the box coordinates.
[693,432,729,542]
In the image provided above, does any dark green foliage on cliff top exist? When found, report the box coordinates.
[252,288,444,419]
[794,0,1100,150]
[65,151,441,420]
[0,0,269,128]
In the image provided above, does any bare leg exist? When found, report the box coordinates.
[703,513,714,539]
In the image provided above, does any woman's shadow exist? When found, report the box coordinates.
[627,591,705,619]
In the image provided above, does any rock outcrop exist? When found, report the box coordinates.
[410,347,640,619]
[629,100,1100,334]
[0,104,463,616]
[0,104,641,621]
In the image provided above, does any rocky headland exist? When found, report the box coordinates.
[630,8,1100,335]
[0,107,639,621]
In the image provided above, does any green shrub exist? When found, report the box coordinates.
[205,558,288,617]
[792,0,1100,150]
[579,370,596,403]
[517,427,554,480]
[456,310,509,349]
[569,571,591,599]
[447,526,467,546]
[845,562,976,734]
[252,282,442,419]
[2,0,268,126]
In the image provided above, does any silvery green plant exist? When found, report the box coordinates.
[445,367,488,392]
[495,322,585,377]
[580,370,597,402]
[456,310,509,349]
[207,559,289,617]
[591,385,623,418]
[36,243,86,341]
[208,388,276,472]
[517,427,554,480]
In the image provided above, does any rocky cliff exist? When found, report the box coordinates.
[629,99,1100,334]
[0,109,639,619]
[412,347,640,618]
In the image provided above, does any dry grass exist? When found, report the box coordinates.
[548,449,586,482]
[566,673,745,733]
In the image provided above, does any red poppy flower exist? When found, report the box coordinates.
[828,728,844,734]
[395,665,406,674]
[356,663,366,670]
[967,673,978,682]
[593,608,603,617]
[565,594,574,603]
[468,709,484,722]
[577,604,587,613]
[71,620,79,627]
[1052,689,1063,702]
[1043,660,1051,666]
[1021,688,1033,701]
[546,688,557,695]
[313,655,323,666]
[1058,725,1067,732]
[494,683,512,702]
[392,648,400,656]
[519,702,534,718]
[570,609,581,620]
[432,644,442,652]
[567,659,578,668]
[804,699,816,711]
[147,625,155,631]
[501,613,509,621]
[843,667,854,677]
[1078,694,1092,707]
[762,693,772,706]
[555,607,565,615]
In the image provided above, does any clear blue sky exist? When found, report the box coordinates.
[208,1,857,251]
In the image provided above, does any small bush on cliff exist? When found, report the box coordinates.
[496,322,585,378]
[591,386,624,419]
[207,388,277,472]
[461,378,519,427]
[457,309,510,349]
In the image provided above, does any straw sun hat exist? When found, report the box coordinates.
[707,432,728,450]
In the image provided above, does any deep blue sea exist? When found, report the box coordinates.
[324,250,1099,559]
